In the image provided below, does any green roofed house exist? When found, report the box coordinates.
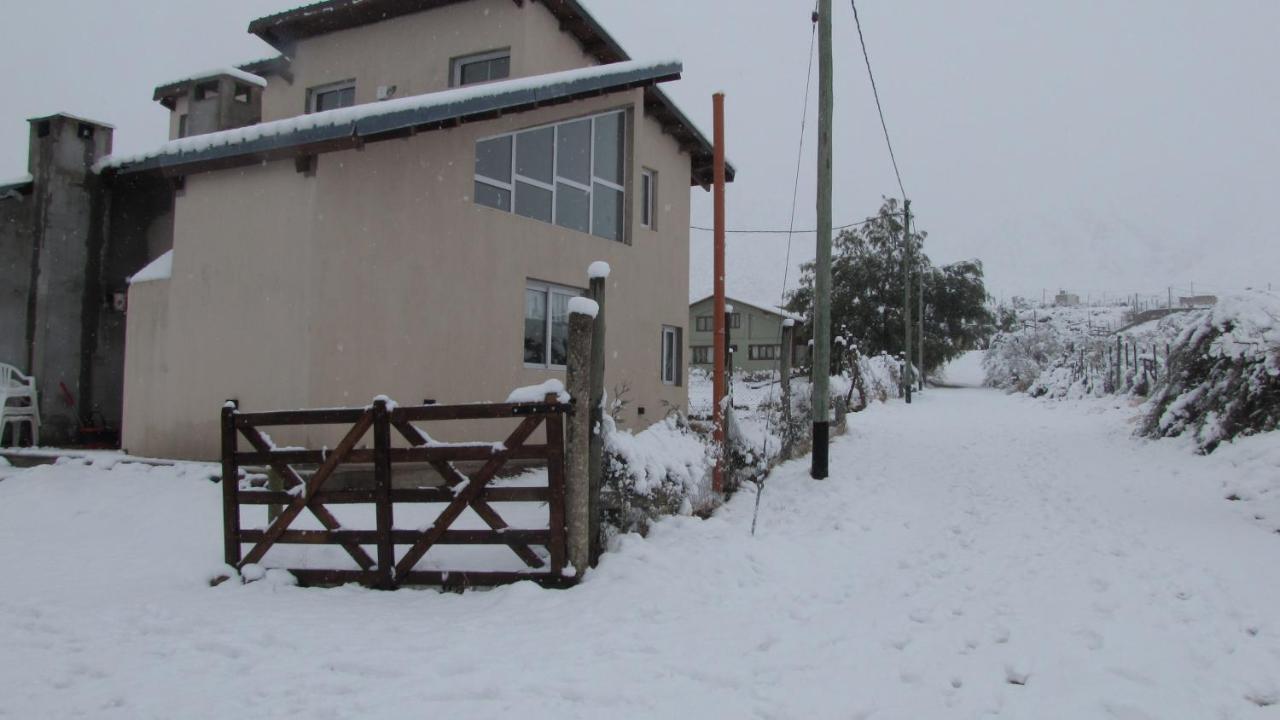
[688,295,806,374]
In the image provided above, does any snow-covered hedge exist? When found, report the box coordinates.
[1143,292,1280,453]
[601,413,715,536]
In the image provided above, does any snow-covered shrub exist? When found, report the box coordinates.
[1142,292,1280,453]
[600,413,715,536]
[983,323,1066,391]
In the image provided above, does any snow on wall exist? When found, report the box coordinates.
[128,250,173,284]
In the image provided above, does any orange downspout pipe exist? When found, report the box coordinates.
[712,93,727,494]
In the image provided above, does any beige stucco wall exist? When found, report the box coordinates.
[259,0,596,122]
[123,85,694,460]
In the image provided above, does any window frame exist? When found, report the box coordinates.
[695,315,713,332]
[691,345,712,365]
[661,325,683,386]
[451,49,512,87]
[523,280,582,370]
[749,344,782,361]
[307,79,357,114]
[475,108,629,243]
[640,168,657,230]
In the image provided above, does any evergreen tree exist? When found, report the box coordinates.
[787,198,994,374]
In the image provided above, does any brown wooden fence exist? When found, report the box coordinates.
[219,393,572,589]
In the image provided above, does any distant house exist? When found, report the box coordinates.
[47,0,730,459]
[1054,290,1081,307]
[1179,295,1218,308]
[688,295,805,373]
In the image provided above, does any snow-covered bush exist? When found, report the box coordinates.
[1142,292,1280,453]
[983,322,1067,392]
[600,413,715,536]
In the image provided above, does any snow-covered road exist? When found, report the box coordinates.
[2,354,1279,718]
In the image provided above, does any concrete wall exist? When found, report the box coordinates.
[0,190,34,370]
[26,116,114,442]
[260,0,594,122]
[124,85,694,460]
[688,298,802,374]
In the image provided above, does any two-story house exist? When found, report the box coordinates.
[101,0,731,460]
[687,295,805,374]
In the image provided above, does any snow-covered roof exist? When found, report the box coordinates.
[27,112,115,130]
[0,173,33,190]
[98,59,683,176]
[128,251,173,284]
[155,67,267,92]
[689,293,803,323]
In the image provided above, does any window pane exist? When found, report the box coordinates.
[555,182,590,234]
[490,56,510,80]
[461,61,487,86]
[592,183,623,241]
[641,172,652,227]
[516,127,554,184]
[524,290,547,364]
[556,119,591,185]
[663,331,675,382]
[475,136,512,183]
[475,182,511,211]
[593,112,624,184]
[514,181,552,222]
[550,292,571,366]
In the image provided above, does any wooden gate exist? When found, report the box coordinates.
[219,393,571,589]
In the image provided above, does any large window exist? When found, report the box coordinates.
[661,326,683,386]
[525,281,581,368]
[309,80,356,113]
[452,50,511,87]
[475,110,627,242]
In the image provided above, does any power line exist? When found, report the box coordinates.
[849,0,907,201]
[691,217,876,235]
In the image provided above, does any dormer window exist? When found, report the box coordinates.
[452,50,511,87]
[308,80,356,113]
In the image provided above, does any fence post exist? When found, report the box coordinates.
[544,393,568,580]
[371,398,395,589]
[587,264,608,567]
[220,401,241,569]
[781,319,794,442]
[1114,336,1122,390]
[564,299,597,579]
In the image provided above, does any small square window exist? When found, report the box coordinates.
[194,81,220,101]
[452,50,511,87]
[691,346,712,365]
[233,83,252,104]
[36,120,51,138]
[77,123,95,139]
[695,316,713,332]
[308,80,356,113]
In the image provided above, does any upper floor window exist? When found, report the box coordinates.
[452,49,511,87]
[309,80,356,113]
[640,168,657,229]
[475,109,627,243]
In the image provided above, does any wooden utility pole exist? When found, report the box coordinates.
[712,93,727,493]
[917,253,925,391]
[902,198,913,404]
[564,299,597,578]
[587,262,609,565]
[811,0,833,480]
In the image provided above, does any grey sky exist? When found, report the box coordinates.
[3,1,1276,304]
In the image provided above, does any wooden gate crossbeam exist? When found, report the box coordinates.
[392,415,544,579]
[238,412,376,568]
[393,418,545,569]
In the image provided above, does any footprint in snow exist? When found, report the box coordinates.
[1004,665,1030,686]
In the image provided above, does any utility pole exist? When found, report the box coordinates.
[811,0,833,480]
[917,256,925,391]
[901,198,913,404]
[711,93,727,493]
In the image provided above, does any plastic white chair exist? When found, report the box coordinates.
[1,363,40,447]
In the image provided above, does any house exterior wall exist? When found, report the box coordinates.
[688,297,800,374]
[123,87,693,460]
[260,0,595,123]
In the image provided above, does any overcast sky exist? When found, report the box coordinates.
[2,1,1276,304]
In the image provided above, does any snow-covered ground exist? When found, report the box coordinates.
[3,354,1279,718]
